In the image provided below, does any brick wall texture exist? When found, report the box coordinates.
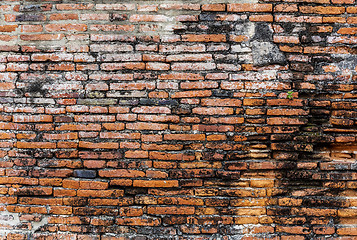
[0,0,357,239]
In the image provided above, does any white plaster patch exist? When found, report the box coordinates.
[0,210,48,236]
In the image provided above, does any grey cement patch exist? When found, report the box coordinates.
[252,41,287,66]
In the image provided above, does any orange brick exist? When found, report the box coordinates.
[116,217,160,226]
[164,134,205,141]
[300,6,345,14]
[182,34,226,42]
[20,34,64,41]
[274,4,298,12]
[16,142,56,149]
[49,206,72,215]
[332,0,354,3]
[337,227,357,235]
[133,180,179,188]
[202,4,225,11]
[120,207,143,217]
[125,150,148,159]
[348,17,357,23]
[78,141,119,149]
[147,206,195,215]
[192,107,233,115]
[249,15,274,22]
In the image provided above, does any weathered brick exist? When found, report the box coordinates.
[202,4,226,12]
[148,206,195,215]
[45,24,87,32]
[78,141,119,149]
[192,107,234,115]
[0,1,354,239]
[16,142,56,149]
[116,217,160,226]
[133,180,179,188]
[228,4,272,12]
[96,4,135,10]
[299,6,345,15]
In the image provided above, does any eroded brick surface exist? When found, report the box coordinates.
[0,0,356,239]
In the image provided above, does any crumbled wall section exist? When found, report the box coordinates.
[0,0,357,239]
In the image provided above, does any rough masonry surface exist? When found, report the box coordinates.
[0,0,357,239]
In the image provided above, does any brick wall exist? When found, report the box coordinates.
[0,0,357,239]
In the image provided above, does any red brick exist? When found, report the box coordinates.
[202,4,226,11]
[16,142,56,149]
[50,13,78,21]
[138,115,179,123]
[275,15,322,23]
[324,17,346,23]
[20,34,64,41]
[160,3,200,10]
[90,24,135,32]
[74,115,115,122]
[45,24,87,32]
[228,4,272,12]
[250,15,274,22]
[125,150,148,159]
[79,181,108,190]
[81,14,109,21]
[133,180,178,188]
[129,14,169,22]
[116,217,160,226]
[171,63,216,71]
[171,90,211,98]
[267,117,308,125]
[148,206,195,215]
[159,73,204,80]
[221,81,244,90]
[181,81,218,89]
[347,7,357,13]
[6,63,28,72]
[0,82,15,90]
[99,170,145,178]
[120,207,143,217]
[96,4,135,10]
[332,0,354,3]
[102,63,146,71]
[164,134,205,141]
[300,6,345,14]
[56,3,94,10]
[337,227,357,235]
[192,107,233,115]
[0,25,17,32]
[78,141,119,149]
[101,123,125,131]
[110,82,155,90]
[274,4,298,12]
[77,189,123,198]
[48,63,75,71]
[182,34,226,42]
[126,122,168,131]
[56,124,101,131]
[43,133,78,140]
